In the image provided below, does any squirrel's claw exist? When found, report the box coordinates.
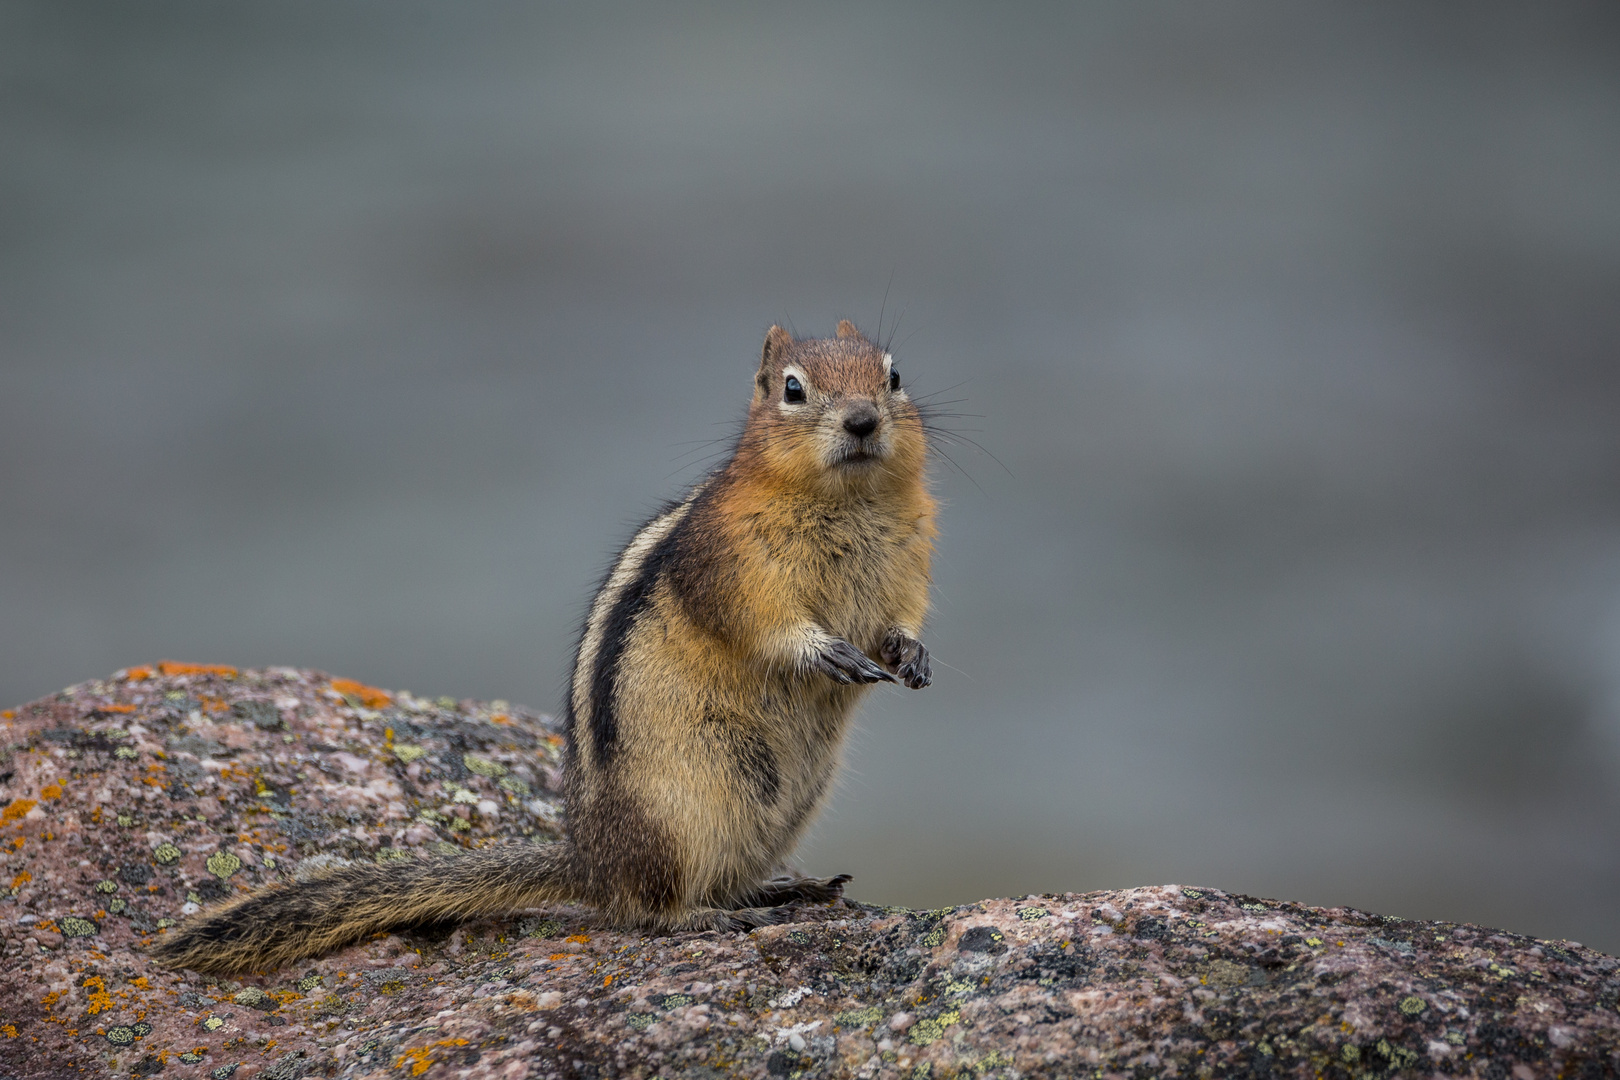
[812,639,897,685]
[881,631,933,690]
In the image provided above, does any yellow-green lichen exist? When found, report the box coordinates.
[463,754,506,778]
[964,1050,1011,1076]
[232,987,270,1008]
[908,1008,960,1046]
[524,919,565,939]
[94,880,119,894]
[206,851,242,879]
[835,1005,884,1028]
[153,842,182,865]
[392,744,427,764]
[1399,996,1426,1015]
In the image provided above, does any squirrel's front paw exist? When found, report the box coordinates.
[811,639,897,685]
[881,630,932,689]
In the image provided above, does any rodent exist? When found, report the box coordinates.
[149,320,936,975]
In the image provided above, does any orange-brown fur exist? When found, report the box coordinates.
[149,321,935,974]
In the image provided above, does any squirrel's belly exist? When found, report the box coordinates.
[612,664,861,899]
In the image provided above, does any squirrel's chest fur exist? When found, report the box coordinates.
[724,482,928,648]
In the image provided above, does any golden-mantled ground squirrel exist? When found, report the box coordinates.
[151,321,936,974]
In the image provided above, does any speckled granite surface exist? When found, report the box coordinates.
[1,667,1617,1079]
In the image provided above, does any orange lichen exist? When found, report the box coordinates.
[491,714,511,725]
[2,799,37,822]
[82,976,113,1016]
[40,783,63,801]
[1,1024,16,1038]
[9,871,30,889]
[566,934,590,944]
[131,977,149,990]
[395,1039,469,1077]
[158,661,238,678]
[330,677,391,708]
[1,710,14,720]
[123,666,154,681]
[95,704,137,714]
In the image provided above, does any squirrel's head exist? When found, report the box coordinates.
[741,320,927,494]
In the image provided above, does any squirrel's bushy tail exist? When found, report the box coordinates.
[148,841,579,975]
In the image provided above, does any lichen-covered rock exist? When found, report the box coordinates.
[1,667,1617,1079]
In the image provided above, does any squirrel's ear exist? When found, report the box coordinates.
[756,325,793,396]
[836,319,862,340]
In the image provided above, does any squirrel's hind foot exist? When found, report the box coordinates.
[736,873,851,908]
[653,905,794,933]
[725,905,798,931]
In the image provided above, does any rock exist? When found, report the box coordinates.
[0,666,1617,1079]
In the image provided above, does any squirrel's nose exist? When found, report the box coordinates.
[843,405,880,439]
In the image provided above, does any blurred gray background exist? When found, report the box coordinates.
[4,3,1619,951]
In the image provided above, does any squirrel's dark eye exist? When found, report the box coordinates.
[889,368,900,391]
[783,375,805,404]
